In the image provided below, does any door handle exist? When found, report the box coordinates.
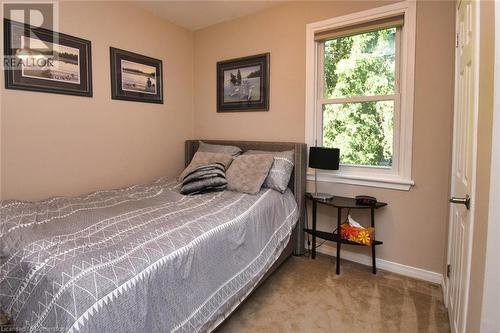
[450,194,470,210]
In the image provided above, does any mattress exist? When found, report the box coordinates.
[0,178,298,332]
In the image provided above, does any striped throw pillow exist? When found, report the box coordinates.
[180,163,227,195]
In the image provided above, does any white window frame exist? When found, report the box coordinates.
[305,0,416,191]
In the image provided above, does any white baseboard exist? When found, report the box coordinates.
[314,244,444,286]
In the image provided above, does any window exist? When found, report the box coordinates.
[306,1,416,190]
[321,27,398,167]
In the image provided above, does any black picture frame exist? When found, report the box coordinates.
[110,47,163,104]
[3,19,92,97]
[217,53,270,112]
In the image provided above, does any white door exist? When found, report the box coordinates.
[446,0,479,332]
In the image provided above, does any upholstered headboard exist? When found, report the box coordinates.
[185,140,306,255]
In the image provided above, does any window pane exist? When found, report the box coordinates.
[322,101,394,167]
[323,28,396,99]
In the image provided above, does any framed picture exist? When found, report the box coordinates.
[3,19,92,97]
[110,47,163,104]
[217,53,270,112]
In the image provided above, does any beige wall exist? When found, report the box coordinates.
[0,1,194,201]
[466,0,496,331]
[194,1,456,274]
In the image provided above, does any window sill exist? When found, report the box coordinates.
[307,170,414,191]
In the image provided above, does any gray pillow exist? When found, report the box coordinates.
[181,178,227,195]
[181,163,228,195]
[179,151,233,181]
[226,154,274,194]
[198,141,242,156]
[182,164,226,184]
[244,150,294,193]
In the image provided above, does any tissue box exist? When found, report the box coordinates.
[340,223,375,246]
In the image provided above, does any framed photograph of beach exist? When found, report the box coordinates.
[3,19,92,97]
[110,47,163,104]
[217,53,269,112]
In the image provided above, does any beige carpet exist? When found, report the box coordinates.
[217,254,450,333]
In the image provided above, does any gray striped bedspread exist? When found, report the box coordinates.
[0,178,298,332]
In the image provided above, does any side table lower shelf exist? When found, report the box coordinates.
[304,229,383,246]
[305,228,383,274]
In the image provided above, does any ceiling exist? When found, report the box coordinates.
[134,1,284,31]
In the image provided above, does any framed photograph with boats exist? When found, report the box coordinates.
[110,47,163,104]
[3,19,92,97]
[217,53,270,112]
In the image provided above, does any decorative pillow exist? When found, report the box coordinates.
[226,154,274,194]
[244,150,294,193]
[179,151,233,181]
[181,163,228,195]
[182,164,225,184]
[197,141,242,156]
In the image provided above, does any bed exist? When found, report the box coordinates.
[0,140,306,332]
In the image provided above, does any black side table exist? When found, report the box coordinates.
[304,193,387,275]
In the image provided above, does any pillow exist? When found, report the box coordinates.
[179,151,233,181]
[181,163,228,195]
[182,163,226,184]
[226,154,274,194]
[197,141,242,156]
[244,150,294,193]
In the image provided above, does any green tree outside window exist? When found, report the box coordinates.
[322,28,396,167]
